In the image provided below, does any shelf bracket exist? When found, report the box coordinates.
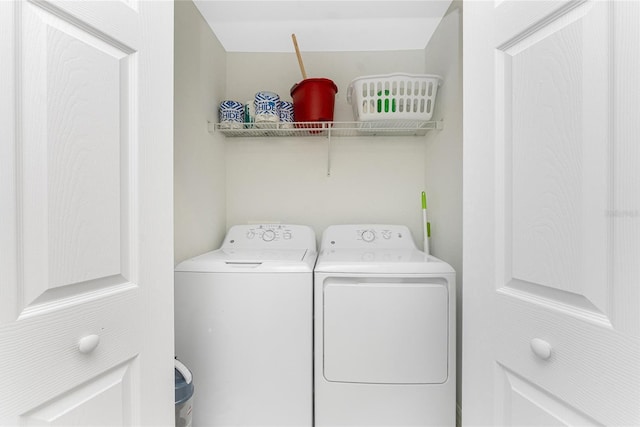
[326,125,332,177]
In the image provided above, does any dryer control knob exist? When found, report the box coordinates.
[361,230,376,243]
[262,229,276,242]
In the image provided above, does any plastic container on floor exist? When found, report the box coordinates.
[175,359,194,427]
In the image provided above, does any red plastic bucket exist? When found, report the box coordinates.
[290,78,338,123]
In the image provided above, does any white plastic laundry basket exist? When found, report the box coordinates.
[346,73,442,122]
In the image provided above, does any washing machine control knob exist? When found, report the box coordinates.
[262,229,276,242]
[361,230,376,243]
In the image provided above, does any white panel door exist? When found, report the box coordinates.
[0,1,174,425]
[463,1,640,425]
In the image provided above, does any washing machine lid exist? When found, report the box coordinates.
[175,224,318,273]
[315,248,454,274]
[175,248,315,273]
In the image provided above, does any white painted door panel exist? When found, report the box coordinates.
[0,1,174,425]
[463,1,639,425]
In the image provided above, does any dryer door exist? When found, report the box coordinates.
[323,277,448,384]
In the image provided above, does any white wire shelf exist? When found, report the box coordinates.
[211,120,443,137]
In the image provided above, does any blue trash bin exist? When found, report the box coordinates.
[175,359,194,427]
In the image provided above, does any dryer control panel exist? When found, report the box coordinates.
[321,225,417,249]
[223,224,317,250]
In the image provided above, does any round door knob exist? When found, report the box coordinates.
[78,334,100,354]
[530,338,552,360]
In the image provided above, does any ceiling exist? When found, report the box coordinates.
[193,1,453,53]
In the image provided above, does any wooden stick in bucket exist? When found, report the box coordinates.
[291,33,307,80]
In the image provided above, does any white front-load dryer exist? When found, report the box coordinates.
[174,224,317,427]
[314,224,456,427]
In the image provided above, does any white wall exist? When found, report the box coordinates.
[173,2,461,259]
[423,2,463,419]
[174,0,227,264]
[225,51,432,245]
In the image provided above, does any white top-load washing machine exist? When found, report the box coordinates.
[174,224,317,427]
[314,224,456,427]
